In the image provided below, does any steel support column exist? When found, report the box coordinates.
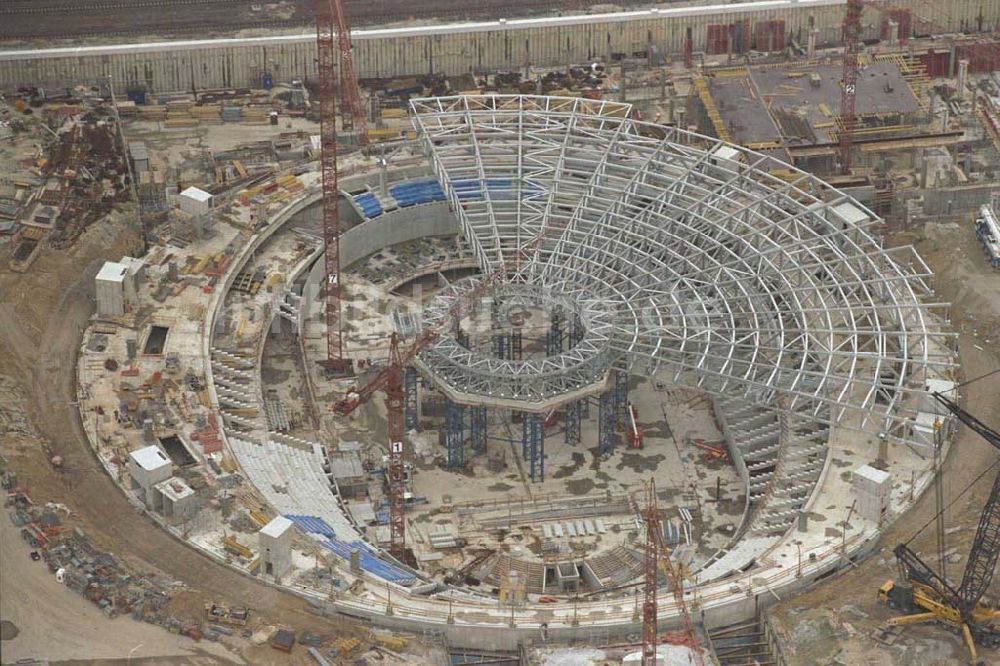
[614,369,629,430]
[569,313,584,347]
[599,390,616,455]
[521,412,544,482]
[493,333,507,360]
[470,405,488,453]
[547,308,564,356]
[511,329,523,361]
[565,399,582,445]
[404,366,418,430]
[445,400,465,469]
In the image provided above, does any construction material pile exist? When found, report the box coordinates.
[2,470,206,640]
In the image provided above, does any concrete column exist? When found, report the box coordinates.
[807,28,818,58]
[886,20,899,46]
[957,59,969,101]
[875,432,889,469]
[905,199,919,229]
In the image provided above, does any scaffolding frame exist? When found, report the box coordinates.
[445,400,465,469]
[521,412,545,482]
[599,391,617,455]
[493,333,507,360]
[614,369,629,430]
[547,307,565,356]
[404,366,419,430]
[565,399,583,445]
[470,404,488,453]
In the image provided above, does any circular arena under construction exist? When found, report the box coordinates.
[73,94,958,652]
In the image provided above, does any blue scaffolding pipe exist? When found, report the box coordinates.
[445,400,465,469]
[404,366,418,431]
[614,370,629,429]
[599,390,616,455]
[521,412,544,482]
[565,399,582,445]
[546,310,564,356]
[493,333,507,360]
[470,405,488,454]
[569,314,584,347]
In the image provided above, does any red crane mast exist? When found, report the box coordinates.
[315,0,368,376]
[642,479,703,666]
[839,0,864,175]
[384,333,407,559]
[330,0,367,138]
[315,0,350,374]
[642,480,662,665]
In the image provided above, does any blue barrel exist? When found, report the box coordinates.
[126,88,146,105]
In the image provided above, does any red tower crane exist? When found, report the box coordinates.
[839,0,864,175]
[384,333,407,559]
[315,0,368,376]
[642,480,661,666]
[683,27,694,70]
[330,208,570,556]
[329,0,368,138]
[839,0,957,176]
[642,479,703,666]
[332,272,505,558]
[316,0,349,374]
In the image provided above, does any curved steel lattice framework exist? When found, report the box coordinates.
[416,280,616,404]
[409,95,954,435]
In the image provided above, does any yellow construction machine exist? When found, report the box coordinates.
[878,390,1000,664]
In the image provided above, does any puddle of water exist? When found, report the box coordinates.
[616,452,665,473]
[552,452,586,479]
[566,478,595,495]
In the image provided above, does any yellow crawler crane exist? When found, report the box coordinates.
[879,390,1000,665]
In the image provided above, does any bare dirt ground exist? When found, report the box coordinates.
[770,219,1000,665]
[0,212,369,664]
[0,512,241,664]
